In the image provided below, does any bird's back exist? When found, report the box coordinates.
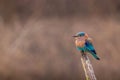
[85,39,97,54]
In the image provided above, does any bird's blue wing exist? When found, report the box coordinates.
[85,40,97,54]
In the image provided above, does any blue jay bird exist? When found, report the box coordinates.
[73,32,100,60]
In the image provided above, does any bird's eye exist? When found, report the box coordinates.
[81,34,85,36]
[79,34,82,36]
[80,35,83,36]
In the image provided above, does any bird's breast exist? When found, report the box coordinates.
[75,40,85,47]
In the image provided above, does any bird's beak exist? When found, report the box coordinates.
[72,35,78,37]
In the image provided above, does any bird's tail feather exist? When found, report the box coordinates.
[90,53,100,60]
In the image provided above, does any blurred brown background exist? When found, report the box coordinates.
[0,0,120,80]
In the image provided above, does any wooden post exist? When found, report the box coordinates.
[81,54,97,80]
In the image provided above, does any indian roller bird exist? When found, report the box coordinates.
[73,32,100,60]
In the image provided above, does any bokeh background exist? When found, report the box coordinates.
[0,0,120,80]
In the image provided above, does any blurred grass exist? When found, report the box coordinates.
[0,17,120,80]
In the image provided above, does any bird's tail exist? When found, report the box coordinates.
[90,53,100,60]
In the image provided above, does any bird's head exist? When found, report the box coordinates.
[72,32,88,40]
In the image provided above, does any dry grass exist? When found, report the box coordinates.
[0,17,120,80]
